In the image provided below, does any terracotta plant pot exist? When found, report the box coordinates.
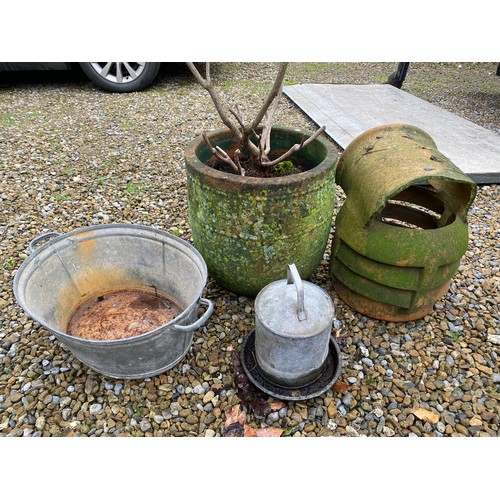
[185,126,338,297]
[329,124,477,322]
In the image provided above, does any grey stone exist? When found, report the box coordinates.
[85,377,98,395]
[307,407,317,420]
[170,402,182,415]
[139,420,152,432]
[60,396,72,408]
[193,384,205,394]
[376,417,386,433]
[362,358,374,368]
[346,426,359,437]
[358,344,370,357]
[448,322,463,333]
[266,411,280,424]
[342,393,355,407]
[383,426,395,437]
[89,403,103,415]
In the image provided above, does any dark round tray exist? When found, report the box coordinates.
[240,329,342,401]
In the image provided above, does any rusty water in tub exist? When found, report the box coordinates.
[67,289,183,341]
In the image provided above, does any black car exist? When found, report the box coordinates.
[0,62,162,92]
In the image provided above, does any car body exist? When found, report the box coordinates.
[0,62,162,92]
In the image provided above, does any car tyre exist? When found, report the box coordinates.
[78,62,161,92]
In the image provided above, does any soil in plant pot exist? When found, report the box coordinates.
[206,148,313,178]
[66,290,182,341]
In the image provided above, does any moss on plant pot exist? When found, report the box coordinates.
[185,126,338,297]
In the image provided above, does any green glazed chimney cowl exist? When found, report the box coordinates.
[329,124,477,322]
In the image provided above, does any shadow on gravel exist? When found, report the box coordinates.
[0,67,88,90]
[0,62,196,92]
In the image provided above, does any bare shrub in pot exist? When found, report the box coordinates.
[186,62,325,177]
[184,62,338,297]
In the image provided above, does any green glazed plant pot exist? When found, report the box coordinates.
[329,124,477,322]
[185,126,338,297]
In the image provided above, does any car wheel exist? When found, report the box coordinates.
[78,62,161,92]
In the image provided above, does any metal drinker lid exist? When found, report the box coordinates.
[255,264,334,338]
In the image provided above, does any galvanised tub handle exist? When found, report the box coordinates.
[173,298,214,333]
[28,232,62,254]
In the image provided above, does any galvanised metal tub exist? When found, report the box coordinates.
[13,224,213,379]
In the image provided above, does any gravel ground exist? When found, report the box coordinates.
[0,62,499,441]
